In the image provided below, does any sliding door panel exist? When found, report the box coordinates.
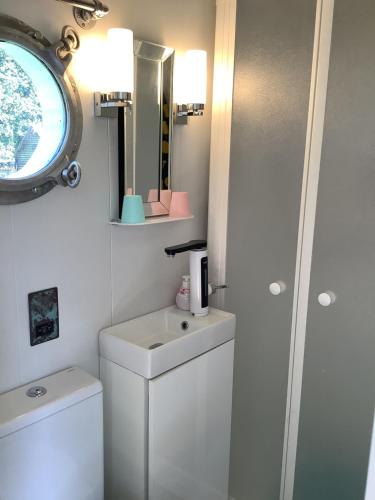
[294,2,375,498]
[226,1,316,499]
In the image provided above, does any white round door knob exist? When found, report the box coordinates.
[318,291,336,307]
[269,281,286,296]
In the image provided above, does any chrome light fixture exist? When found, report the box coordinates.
[55,0,109,30]
[174,50,207,124]
[94,28,134,117]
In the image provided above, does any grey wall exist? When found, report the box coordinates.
[226,1,316,499]
[0,0,215,393]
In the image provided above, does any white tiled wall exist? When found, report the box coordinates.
[0,0,215,393]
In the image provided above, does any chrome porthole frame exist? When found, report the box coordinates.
[0,14,83,204]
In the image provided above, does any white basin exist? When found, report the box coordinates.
[99,305,236,379]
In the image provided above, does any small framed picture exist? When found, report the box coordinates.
[28,287,59,346]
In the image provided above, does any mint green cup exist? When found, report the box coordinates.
[121,195,146,224]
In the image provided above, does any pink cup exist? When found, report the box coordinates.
[169,191,192,218]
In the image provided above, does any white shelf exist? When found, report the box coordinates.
[109,215,194,227]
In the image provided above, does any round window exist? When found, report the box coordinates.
[0,15,82,204]
[0,41,67,180]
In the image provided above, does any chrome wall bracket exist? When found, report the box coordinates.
[209,284,229,294]
[174,103,205,125]
[55,0,109,30]
[94,92,132,118]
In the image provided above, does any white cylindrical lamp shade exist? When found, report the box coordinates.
[185,50,207,104]
[174,50,207,105]
[107,28,134,94]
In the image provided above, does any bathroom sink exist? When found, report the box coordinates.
[99,306,236,379]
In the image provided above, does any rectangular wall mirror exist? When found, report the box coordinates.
[119,40,174,218]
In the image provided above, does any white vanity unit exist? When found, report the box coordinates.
[99,306,235,500]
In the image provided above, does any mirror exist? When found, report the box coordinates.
[0,15,82,204]
[121,40,174,217]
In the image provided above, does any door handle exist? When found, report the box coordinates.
[317,291,336,307]
[269,281,286,296]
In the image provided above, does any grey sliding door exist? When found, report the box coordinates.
[293,1,375,498]
[226,1,316,499]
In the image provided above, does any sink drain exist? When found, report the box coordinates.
[148,342,164,350]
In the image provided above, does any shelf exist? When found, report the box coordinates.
[109,215,194,226]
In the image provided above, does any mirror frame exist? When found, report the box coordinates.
[0,14,83,204]
[120,39,174,218]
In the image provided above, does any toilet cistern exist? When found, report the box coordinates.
[165,240,209,317]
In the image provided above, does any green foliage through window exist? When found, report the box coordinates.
[0,47,42,177]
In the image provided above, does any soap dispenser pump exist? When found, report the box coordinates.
[165,240,208,317]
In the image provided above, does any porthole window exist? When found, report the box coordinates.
[0,42,66,180]
[0,15,82,204]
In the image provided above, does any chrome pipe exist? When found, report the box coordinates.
[55,0,109,29]
[55,0,96,12]
[55,0,109,17]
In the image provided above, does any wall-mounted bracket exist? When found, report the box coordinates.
[55,0,109,30]
[174,103,205,125]
[94,92,132,118]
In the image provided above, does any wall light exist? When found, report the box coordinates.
[94,28,134,117]
[174,49,207,124]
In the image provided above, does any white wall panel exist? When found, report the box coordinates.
[0,0,215,391]
[0,208,20,392]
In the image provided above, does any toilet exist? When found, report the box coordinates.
[0,367,104,500]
